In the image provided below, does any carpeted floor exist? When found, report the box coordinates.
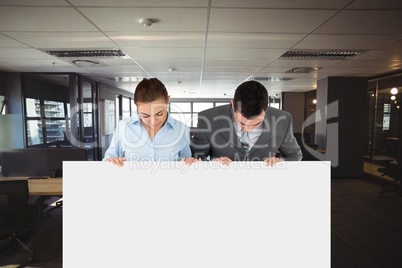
[331,177,402,268]
[0,197,62,268]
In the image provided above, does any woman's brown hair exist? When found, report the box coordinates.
[134,78,169,104]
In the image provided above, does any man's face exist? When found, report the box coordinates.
[233,109,265,132]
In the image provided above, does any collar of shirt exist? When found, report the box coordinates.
[233,117,263,147]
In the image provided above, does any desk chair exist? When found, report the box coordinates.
[294,132,319,161]
[377,143,402,197]
[44,197,63,217]
[0,180,35,262]
[377,164,402,197]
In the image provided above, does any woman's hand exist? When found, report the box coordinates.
[106,157,126,167]
[182,157,202,166]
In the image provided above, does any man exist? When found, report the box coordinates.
[190,80,302,166]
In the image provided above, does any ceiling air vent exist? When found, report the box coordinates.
[285,67,318,74]
[44,49,128,58]
[247,77,295,82]
[280,50,366,60]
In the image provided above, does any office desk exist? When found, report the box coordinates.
[0,177,62,196]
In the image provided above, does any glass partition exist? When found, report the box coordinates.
[366,74,402,171]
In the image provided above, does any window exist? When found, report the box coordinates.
[131,99,136,116]
[382,103,391,131]
[269,96,281,109]
[193,102,213,113]
[0,95,5,114]
[25,98,68,146]
[170,102,192,127]
[122,97,131,119]
[169,100,231,127]
[116,95,136,121]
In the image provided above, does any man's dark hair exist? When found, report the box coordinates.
[233,81,269,118]
[134,78,169,104]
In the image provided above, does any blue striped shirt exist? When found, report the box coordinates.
[103,114,191,161]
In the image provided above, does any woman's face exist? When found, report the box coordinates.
[136,97,169,130]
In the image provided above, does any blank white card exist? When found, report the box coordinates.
[63,161,330,268]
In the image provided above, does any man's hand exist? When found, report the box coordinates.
[211,156,232,166]
[263,156,284,167]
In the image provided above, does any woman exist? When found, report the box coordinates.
[103,78,191,166]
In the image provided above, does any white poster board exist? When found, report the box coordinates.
[63,161,330,268]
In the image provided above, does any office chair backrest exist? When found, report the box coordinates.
[0,180,29,229]
[0,180,29,208]
[1,148,87,177]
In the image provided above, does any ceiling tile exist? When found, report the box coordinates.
[268,59,341,68]
[4,32,118,48]
[78,7,206,32]
[314,10,402,34]
[124,47,204,59]
[0,34,29,48]
[346,0,402,9]
[96,58,139,67]
[317,67,381,75]
[0,58,71,67]
[26,66,90,73]
[207,33,305,48]
[0,62,29,72]
[0,48,53,59]
[0,7,98,31]
[330,60,401,68]
[352,50,402,61]
[209,9,335,33]
[212,0,350,8]
[107,32,204,48]
[82,66,144,75]
[206,48,287,59]
[69,0,206,7]
[376,37,402,50]
[134,58,202,68]
[205,58,272,68]
[0,0,69,6]
[293,34,401,50]
[204,66,260,73]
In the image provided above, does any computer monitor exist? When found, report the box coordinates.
[1,148,87,177]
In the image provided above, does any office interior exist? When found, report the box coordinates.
[1,1,402,267]
[1,66,401,181]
